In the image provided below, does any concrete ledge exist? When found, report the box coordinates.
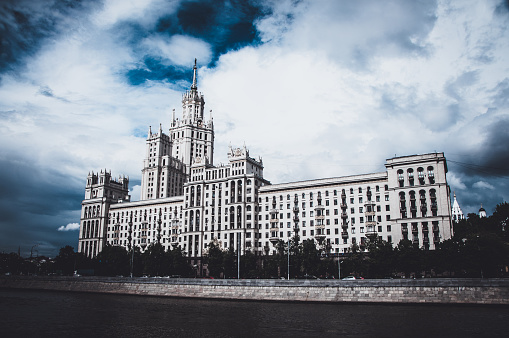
[1,276,508,305]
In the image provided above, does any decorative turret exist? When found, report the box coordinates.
[451,192,464,221]
[479,203,487,218]
[169,59,215,172]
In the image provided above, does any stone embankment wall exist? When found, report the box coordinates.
[1,276,508,305]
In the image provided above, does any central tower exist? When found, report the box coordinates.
[170,59,214,175]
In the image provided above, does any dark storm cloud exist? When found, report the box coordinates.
[0,0,101,74]
[0,155,83,256]
[495,0,509,15]
[476,117,509,176]
[126,57,192,86]
[174,0,265,59]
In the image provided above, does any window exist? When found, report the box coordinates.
[359,197,363,203]
[385,195,389,201]
[387,225,391,232]
[359,207,363,213]
[386,205,390,211]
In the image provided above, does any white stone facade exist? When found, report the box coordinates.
[78,62,453,258]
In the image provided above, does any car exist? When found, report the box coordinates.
[341,276,356,280]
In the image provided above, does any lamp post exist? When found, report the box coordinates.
[287,240,290,280]
[338,259,342,280]
[237,234,240,279]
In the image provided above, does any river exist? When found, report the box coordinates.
[0,288,507,337]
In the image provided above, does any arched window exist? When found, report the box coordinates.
[237,205,242,228]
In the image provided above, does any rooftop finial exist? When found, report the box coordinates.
[191,58,197,90]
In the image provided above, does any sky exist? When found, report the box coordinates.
[1,0,508,257]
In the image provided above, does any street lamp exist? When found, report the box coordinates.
[338,259,342,279]
[287,240,290,280]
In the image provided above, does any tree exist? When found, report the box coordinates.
[205,240,224,278]
[142,243,168,276]
[168,246,191,277]
[96,245,129,276]
[300,239,320,276]
[223,247,236,278]
[396,239,422,278]
[55,245,76,275]
[366,237,395,278]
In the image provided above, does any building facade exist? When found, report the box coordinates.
[78,61,454,267]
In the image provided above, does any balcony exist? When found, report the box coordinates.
[341,232,349,238]
[402,228,408,233]
[340,203,347,209]
[293,216,299,222]
[341,212,348,219]
[269,231,279,245]
[314,232,326,241]
[293,207,299,213]
[342,223,348,230]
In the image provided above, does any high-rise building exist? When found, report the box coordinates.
[78,61,454,271]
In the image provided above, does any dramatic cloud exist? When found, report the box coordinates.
[0,0,508,256]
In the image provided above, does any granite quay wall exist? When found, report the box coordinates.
[1,276,508,305]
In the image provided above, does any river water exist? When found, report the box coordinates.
[0,288,507,337]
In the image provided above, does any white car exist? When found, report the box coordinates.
[341,276,356,280]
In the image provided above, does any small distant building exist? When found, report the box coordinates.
[479,204,487,218]
[451,192,464,222]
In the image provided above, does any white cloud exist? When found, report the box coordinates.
[130,185,142,202]
[197,0,509,186]
[58,223,80,232]
[93,0,179,28]
[142,35,213,66]
[447,173,467,190]
[473,181,495,190]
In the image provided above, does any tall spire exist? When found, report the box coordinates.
[191,58,197,90]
